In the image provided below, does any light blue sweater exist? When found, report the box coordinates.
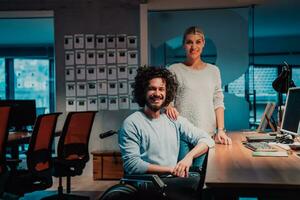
[118,111,215,174]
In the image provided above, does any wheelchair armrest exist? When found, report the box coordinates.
[121,174,167,193]
[189,166,203,173]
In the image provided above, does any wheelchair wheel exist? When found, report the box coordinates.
[99,183,137,200]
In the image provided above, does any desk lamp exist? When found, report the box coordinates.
[272,62,296,125]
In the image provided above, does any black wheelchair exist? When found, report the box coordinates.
[98,131,207,200]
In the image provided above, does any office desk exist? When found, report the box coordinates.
[8,131,31,144]
[7,132,31,159]
[203,132,300,199]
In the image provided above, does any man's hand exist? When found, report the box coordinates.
[215,130,232,145]
[165,105,179,120]
[172,156,193,178]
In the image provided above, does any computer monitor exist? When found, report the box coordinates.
[257,102,276,132]
[281,87,300,136]
[0,99,36,131]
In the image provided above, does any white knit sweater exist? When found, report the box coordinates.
[169,63,225,135]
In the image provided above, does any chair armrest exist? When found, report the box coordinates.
[99,130,117,139]
[189,166,203,173]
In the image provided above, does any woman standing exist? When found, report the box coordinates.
[166,26,231,156]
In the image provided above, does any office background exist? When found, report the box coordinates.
[0,0,299,175]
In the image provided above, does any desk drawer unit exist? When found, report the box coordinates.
[91,151,123,180]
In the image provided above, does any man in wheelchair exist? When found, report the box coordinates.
[100,66,215,200]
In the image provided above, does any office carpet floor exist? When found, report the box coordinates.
[3,160,257,200]
[2,176,118,200]
[2,177,259,200]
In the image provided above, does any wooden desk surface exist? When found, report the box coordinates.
[205,132,300,189]
[8,131,31,144]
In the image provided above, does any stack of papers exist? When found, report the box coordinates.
[252,151,288,157]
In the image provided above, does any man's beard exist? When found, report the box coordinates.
[145,101,163,112]
[145,95,165,112]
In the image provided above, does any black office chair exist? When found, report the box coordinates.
[4,112,61,197]
[0,106,11,198]
[43,111,97,200]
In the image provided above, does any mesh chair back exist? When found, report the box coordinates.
[27,113,61,173]
[57,111,97,162]
[0,107,11,174]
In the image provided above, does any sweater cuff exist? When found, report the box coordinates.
[198,137,215,148]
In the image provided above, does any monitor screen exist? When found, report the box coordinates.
[281,87,300,136]
[0,99,36,131]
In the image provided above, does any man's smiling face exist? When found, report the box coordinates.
[145,77,166,112]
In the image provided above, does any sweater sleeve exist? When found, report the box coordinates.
[168,64,182,106]
[177,116,215,148]
[118,120,149,174]
[213,67,225,110]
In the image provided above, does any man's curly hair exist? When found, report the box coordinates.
[133,66,178,107]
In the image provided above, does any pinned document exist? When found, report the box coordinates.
[87,81,97,96]
[98,81,107,95]
[128,81,135,96]
[117,34,126,49]
[118,80,128,94]
[65,51,74,66]
[74,34,84,49]
[107,66,117,80]
[66,98,76,112]
[106,35,116,48]
[128,66,138,80]
[76,66,86,80]
[86,50,96,65]
[96,50,106,64]
[119,95,129,109]
[107,81,118,95]
[85,34,95,49]
[76,82,87,97]
[117,65,127,79]
[107,49,116,64]
[86,66,97,81]
[75,50,85,65]
[98,95,108,110]
[97,65,107,80]
[65,67,75,81]
[108,96,118,110]
[76,98,87,111]
[64,35,73,50]
[66,82,76,97]
[117,49,127,64]
[96,35,106,49]
[129,96,139,110]
[128,50,138,65]
[127,35,137,49]
[87,97,98,111]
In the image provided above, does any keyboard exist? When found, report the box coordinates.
[243,142,278,152]
[246,135,276,142]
